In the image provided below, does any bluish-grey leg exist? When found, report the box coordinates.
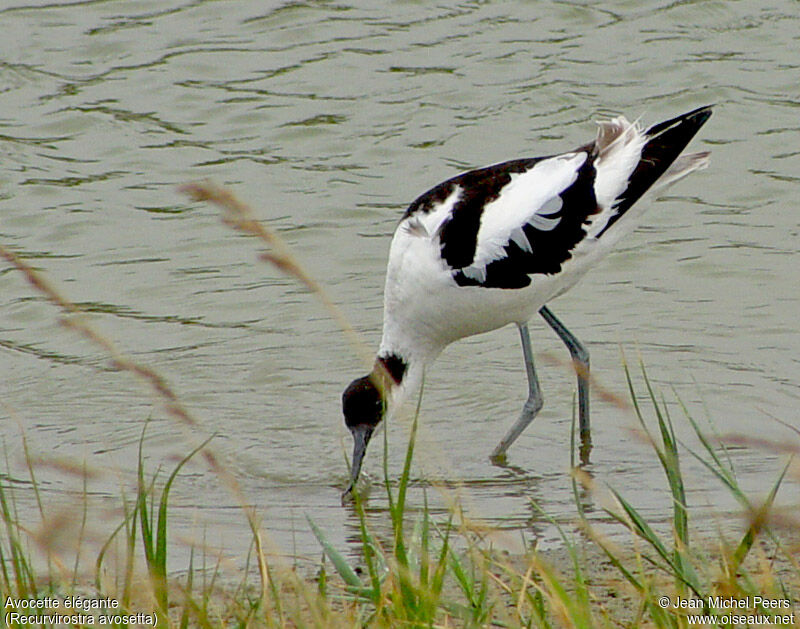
[491,322,544,462]
[539,305,591,461]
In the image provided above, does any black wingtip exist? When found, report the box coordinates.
[645,104,713,138]
[688,104,714,125]
[596,105,713,237]
[686,103,714,120]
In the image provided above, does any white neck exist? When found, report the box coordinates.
[375,345,435,423]
[386,358,424,417]
[376,302,450,420]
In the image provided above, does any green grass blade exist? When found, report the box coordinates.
[391,381,425,577]
[136,421,154,567]
[529,498,593,626]
[430,509,453,603]
[0,474,36,598]
[606,487,703,597]
[306,516,362,590]
[353,489,384,600]
[95,511,134,592]
[641,368,689,546]
[680,409,753,510]
[732,457,791,568]
[180,546,194,629]
[156,434,214,578]
[604,489,673,566]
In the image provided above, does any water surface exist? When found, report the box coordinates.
[1,0,798,572]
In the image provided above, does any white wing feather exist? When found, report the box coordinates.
[463,152,587,277]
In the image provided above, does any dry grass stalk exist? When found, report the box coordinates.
[539,349,630,411]
[180,180,373,369]
[0,243,271,601]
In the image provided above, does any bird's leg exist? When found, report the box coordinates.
[490,322,544,463]
[539,305,592,463]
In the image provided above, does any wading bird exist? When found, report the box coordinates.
[342,105,712,496]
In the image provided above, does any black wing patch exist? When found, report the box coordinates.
[404,152,598,289]
[403,158,542,269]
[455,152,598,288]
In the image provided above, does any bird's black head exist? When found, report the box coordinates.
[342,373,385,496]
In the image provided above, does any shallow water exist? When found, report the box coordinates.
[1,0,798,573]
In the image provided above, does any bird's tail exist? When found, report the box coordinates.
[595,105,713,237]
[655,150,710,189]
[591,106,711,238]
